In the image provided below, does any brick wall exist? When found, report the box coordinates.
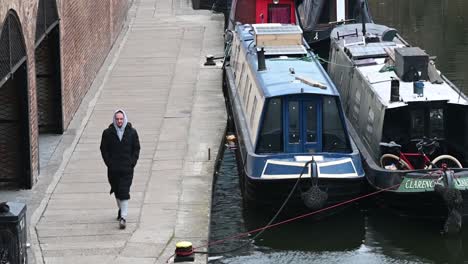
[0,0,130,187]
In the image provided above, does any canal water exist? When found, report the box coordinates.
[209,1,468,263]
[369,0,468,93]
[210,147,468,264]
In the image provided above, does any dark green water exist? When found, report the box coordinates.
[210,149,468,264]
[369,0,468,93]
[209,1,468,263]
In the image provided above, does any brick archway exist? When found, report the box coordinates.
[0,11,31,188]
[35,0,62,134]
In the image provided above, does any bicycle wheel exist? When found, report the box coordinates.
[380,154,411,170]
[430,155,463,169]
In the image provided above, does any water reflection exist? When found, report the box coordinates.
[242,206,365,252]
[369,0,468,92]
[210,148,468,263]
[365,208,468,264]
[210,1,468,263]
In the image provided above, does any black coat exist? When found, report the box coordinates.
[100,122,140,199]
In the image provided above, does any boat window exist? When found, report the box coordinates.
[245,85,252,111]
[250,96,257,128]
[267,4,291,24]
[288,101,300,144]
[322,96,350,152]
[304,101,317,142]
[231,42,237,70]
[243,82,252,109]
[429,108,444,138]
[257,98,283,153]
[233,44,241,77]
[243,75,249,100]
[410,109,425,138]
[237,62,245,87]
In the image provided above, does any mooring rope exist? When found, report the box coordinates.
[165,165,445,263]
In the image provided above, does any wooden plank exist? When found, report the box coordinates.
[295,76,327,89]
[255,33,302,46]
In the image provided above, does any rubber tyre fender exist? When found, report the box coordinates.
[380,153,411,170]
[430,155,463,169]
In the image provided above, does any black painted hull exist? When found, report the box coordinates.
[243,173,367,207]
[303,30,332,60]
[346,120,468,219]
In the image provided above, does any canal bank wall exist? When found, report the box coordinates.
[0,0,226,263]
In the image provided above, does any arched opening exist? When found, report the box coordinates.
[35,0,62,171]
[0,11,31,188]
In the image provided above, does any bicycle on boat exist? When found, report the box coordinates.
[379,137,462,170]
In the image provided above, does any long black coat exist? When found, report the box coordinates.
[100,122,140,199]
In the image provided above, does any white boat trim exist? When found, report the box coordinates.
[260,157,360,179]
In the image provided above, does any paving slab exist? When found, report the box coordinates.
[14,0,226,263]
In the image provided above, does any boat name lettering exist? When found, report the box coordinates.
[404,179,435,189]
[456,178,468,187]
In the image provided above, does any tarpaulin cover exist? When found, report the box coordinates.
[295,0,373,31]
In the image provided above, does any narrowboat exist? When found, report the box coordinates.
[226,0,373,56]
[327,20,468,231]
[223,23,365,208]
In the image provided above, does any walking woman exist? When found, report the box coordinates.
[100,109,140,229]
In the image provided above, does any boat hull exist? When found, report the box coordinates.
[346,120,468,219]
[242,170,367,207]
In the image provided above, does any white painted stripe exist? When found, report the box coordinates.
[337,0,346,22]
[260,157,359,179]
[317,158,353,168]
[261,159,311,179]
[319,173,359,178]
[261,174,307,179]
[261,173,362,179]
[294,155,324,162]
[264,160,310,167]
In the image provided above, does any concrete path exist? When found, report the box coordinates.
[9,0,225,263]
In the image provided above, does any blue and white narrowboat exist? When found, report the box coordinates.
[223,23,365,207]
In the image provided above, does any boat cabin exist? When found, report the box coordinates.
[296,0,372,44]
[224,22,365,205]
[328,23,468,167]
[227,0,372,57]
[225,23,364,182]
[229,24,353,156]
[228,0,297,30]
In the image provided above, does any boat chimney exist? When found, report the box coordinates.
[390,78,400,102]
[257,47,266,71]
[361,0,367,38]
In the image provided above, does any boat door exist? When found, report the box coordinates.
[255,0,296,24]
[285,98,322,153]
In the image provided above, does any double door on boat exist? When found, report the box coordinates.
[284,98,321,153]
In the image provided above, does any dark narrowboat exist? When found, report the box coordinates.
[327,21,468,232]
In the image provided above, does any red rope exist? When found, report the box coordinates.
[175,250,194,257]
[166,172,438,263]
[198,184,394,249]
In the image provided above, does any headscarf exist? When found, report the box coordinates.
[113,109,128,141]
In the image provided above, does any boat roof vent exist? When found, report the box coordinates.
[252,24,303,47]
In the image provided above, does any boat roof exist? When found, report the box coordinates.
[237,24,340,98]
[331,23,468,108]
